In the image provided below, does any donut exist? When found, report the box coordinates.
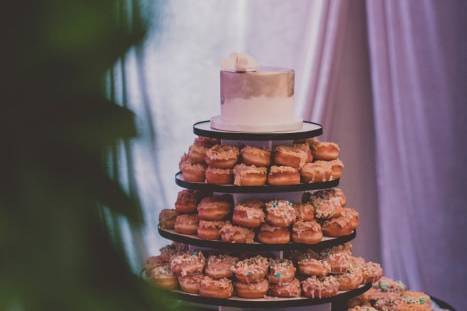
[301,276,339,299]
[334,187,347,206]
[347,306,378,311]
[174,190,198,214]
[297,257,331,277]
[194,136,220,148]
[294,202,315,221]
[179,154,206,182]
[232,255,269,283]
[270,278,301,298]
[197,220,225,240]
[219,223,255,244]
[144,256,165,274]
[268,165,301,185]
[274,145,308,169]
[398,291,432,311]
[170,251,205,277]
[360,261,383,284]
[292,220,323,244]
[205,144,239,169]
[300,161,332,183]
[322,214,354,237]
[372,277,406,293]
[336,267,364,291]
[147,263,178,290]
[188,143,207,164]
[233,164,267,186]
[342,207,360,230]
[326,252,353,274]
[159,209,177,230]
[293,142,313,162]
[373,294,405,311]
[240,145,271,167]
[174,214,199,235]
[232,199,265,228]
[235,279,269,299]
[159,243,188,263]
[205,254,238,279]
[320,242,353,258]
[310,141,340,161]
[178,273,203,294]
[205,167,233,184]
[265,200,297,227]
[199,276,233,299]
[309,189,344,220]
[257,224,290,244]
[268,259,296,284]
[197,195,233,220]
[329,159,344,179]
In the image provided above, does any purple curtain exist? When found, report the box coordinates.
[366,0,467,308]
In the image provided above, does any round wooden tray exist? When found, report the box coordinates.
[193,120,323,141]
[158,227,356,252]
[175,172,339,193]
[166,283,371,308]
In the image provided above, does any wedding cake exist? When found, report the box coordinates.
[210,53,303,132]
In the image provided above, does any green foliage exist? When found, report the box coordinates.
[0,0,185,310]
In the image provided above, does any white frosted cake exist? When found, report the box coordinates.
[210,53,303,132]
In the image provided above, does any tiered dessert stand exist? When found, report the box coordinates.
[157,120,372,310]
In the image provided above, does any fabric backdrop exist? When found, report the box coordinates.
[114,0,467,308]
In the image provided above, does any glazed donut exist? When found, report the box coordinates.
[205,144,239,169]
[347,306,378,311]
[336,267,364,291]
[292,220,323,244]
[360,261,383,284]
[233,164,267,186]
[240,145,271,167]
[372,277,406,294]
[322,214,354,237]
[293,143,313,162]
[179,154,206,182]
[309,189,344,220]
[219,223,255,244]
[159,243,188,263]
[174,190,198,214]
[268,165,301,185]
[373,294,405,311]
[326,252,353,274]
[265,200,297,227]
[188,143,207,164]
[199,276,233,299]
[329,159,344,179]
[311,141,340,161]
[147,264,178,290]
[342,207,360,230]
[232,255,269,283]
[257,224,290,244]
[170,251,205,277]
[320,242,353,258]
[235,279,269,299]
[144,256,165,274]
[232,200,265,228]
[205,167,233,185]
[268,259,296,284]
[159,209,177,230]
[178,273,203,294]
[297,257,331,277]
[197,220,225,240]
[197,195,233,220]
[300,162,332,183]
[270,278,301,298]
[294,202,315,221]
[334,187,347,206]
[274,145,308,169]
[194,136,220,148]
[301,276,339,299]
[398,291,432,311]
[174,214,199,235]
[205,254,238,279]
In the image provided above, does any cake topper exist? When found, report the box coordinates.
[221,52,257,72]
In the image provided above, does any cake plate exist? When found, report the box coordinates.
[159,227,356,252]
[175,172,339,193]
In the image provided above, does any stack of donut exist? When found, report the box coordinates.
[178,136,343,185]
[159,188,359,245]
[143,242,384,300]
[347,277,433,311]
